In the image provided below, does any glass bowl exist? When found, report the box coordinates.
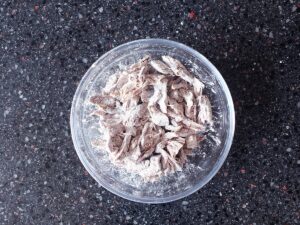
[70,39,235,203]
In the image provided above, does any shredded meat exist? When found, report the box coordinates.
[90,55,213,182]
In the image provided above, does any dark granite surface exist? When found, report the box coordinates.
[0,0,299,224]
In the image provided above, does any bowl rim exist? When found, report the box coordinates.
[70,38,235,204]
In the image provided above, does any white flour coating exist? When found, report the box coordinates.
[90,55,213,182]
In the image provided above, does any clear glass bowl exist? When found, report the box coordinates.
[70,39,235,203]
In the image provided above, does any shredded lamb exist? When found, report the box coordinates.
[90,55,213,182]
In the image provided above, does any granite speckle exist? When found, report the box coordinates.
[182,201,189,206]
[0,0,299,225]
[286,147,292,152]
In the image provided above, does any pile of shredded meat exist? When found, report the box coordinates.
[90,55,213,182]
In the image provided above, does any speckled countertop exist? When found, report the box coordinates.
[0,1,299,225]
